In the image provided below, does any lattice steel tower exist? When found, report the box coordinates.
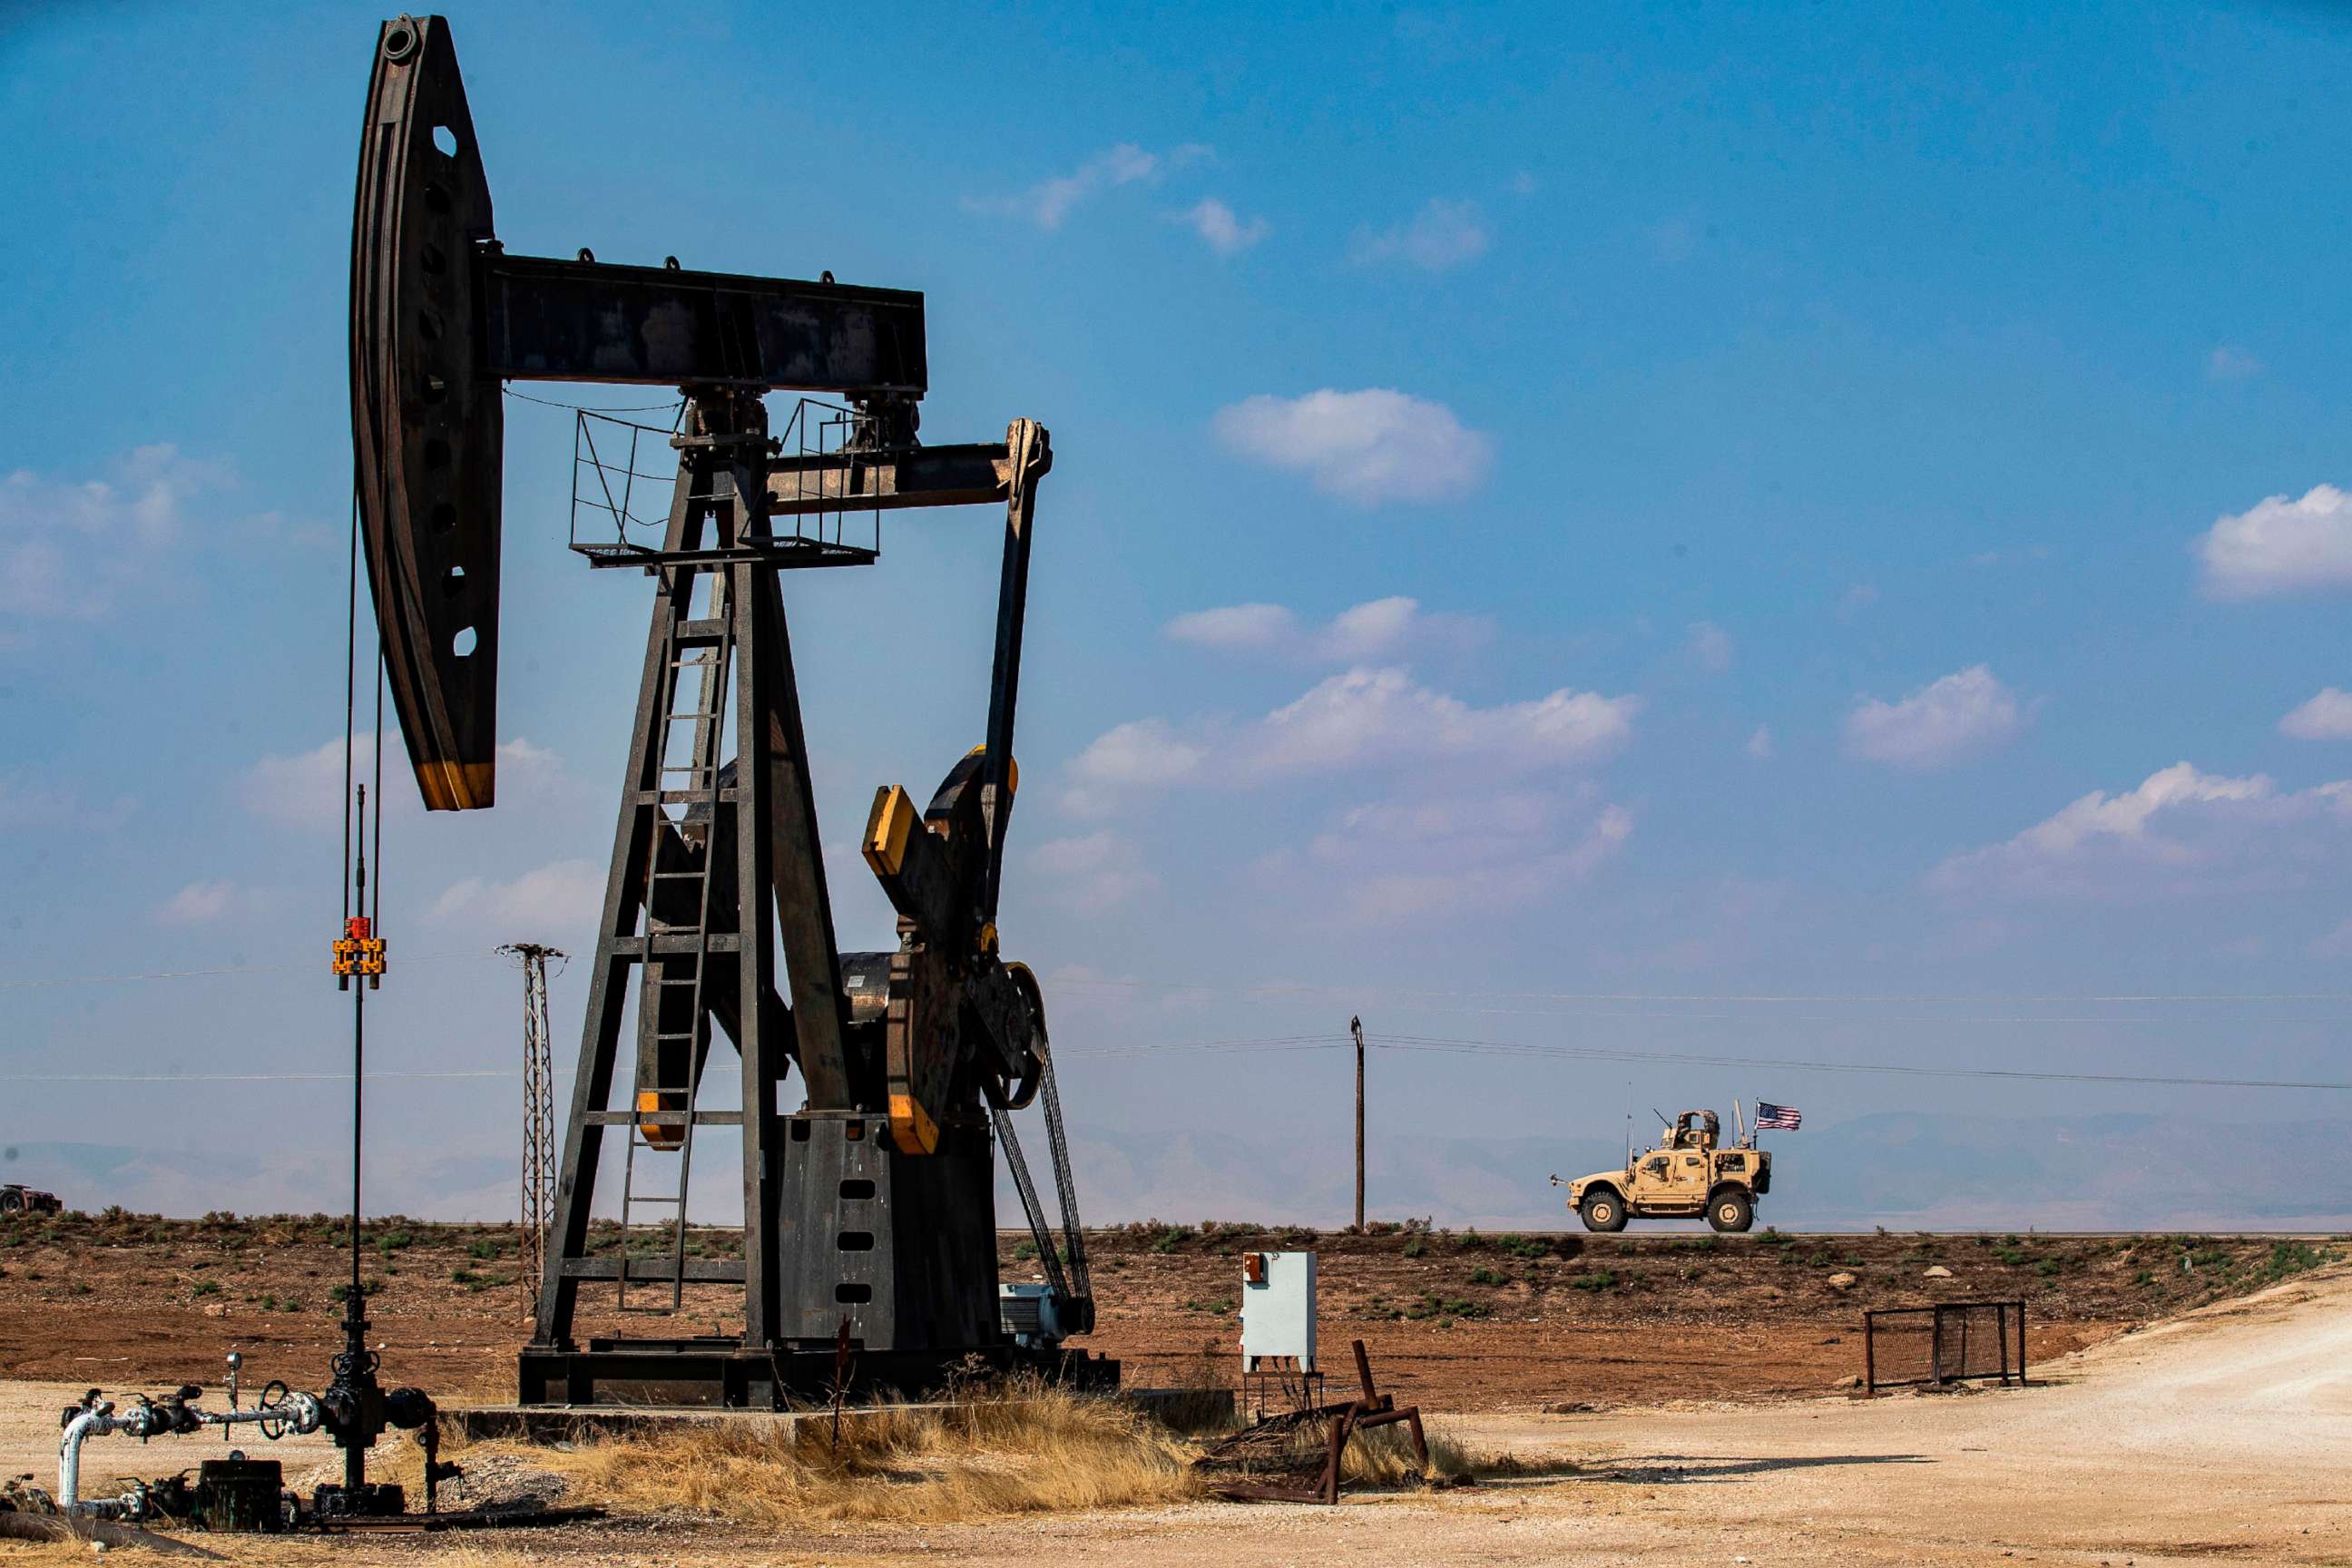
[499,942,564,1314]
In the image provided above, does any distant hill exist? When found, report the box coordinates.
[8,1114,2347,1231]
[1060,1112,2352,1232]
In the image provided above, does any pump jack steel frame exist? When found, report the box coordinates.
[352,15,1105,1407]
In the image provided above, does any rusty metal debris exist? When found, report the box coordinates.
[1199,1340,1430,1504]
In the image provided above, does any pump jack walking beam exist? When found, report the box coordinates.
[354,14,922,810]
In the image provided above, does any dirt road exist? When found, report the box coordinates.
[3,1262,2345,1564]
[1011,1260,2352,1567]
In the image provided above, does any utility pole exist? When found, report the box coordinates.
[499,942,565,1316]
[1350,1014,1366,1232]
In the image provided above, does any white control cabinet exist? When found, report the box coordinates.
[1239,1250,1317,1373]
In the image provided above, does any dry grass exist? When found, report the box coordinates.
[493,1380,1203,1526]
[1205,1411,1580,1492]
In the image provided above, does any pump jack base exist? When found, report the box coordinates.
[517,1338,1119,1410]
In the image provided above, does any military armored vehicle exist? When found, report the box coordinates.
[1551,1108,1770,1232]
[0,1183,61,1215]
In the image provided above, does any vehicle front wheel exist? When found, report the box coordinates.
[1580,1191,1628,1233]
[1708,1190,1753,1233]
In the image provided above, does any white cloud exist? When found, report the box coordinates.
[2206,344,2262,383]
[0,778,77,828]
[1164,595,1489,663]
[1164,603,1297,652]
[430,858,603,930]
[1174,197,1267,255]
[154,879,236,926]
[2281,688,2352,740]
[965,142,1210,230]
[0,445,230,621]
[1063,720,1208,817]
[1298,790,1632,925]
[244,734,376,831]
[1066,668,1636,816]
[1844,665,2021,771]
[1213,388,1493,505]
[1350,198,1490,270]
[1256,668,1634,776]
[244,734,568,828]
[1027,831,1158,912]
[2196,485,2352,599]
[1327,597,1423,659]
[1746,725,1774,760]
[1684,621,1734,675]
[1931,761,2352,898]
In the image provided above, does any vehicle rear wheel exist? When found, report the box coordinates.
[1708,1190,1753,1233]
[1580,1191,1628,1233]
[0,1191,20,1215]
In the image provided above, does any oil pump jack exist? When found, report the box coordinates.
[351,15,1101,1406]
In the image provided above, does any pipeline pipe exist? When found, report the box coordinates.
[57,1392,323,1517]
[56,1402,118,1518]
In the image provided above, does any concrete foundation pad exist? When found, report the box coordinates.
[452,1386,1230,1444]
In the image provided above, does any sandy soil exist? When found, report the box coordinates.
[3,1259,2347,1565]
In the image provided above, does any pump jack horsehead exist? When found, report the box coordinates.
[351,15,1101,1406]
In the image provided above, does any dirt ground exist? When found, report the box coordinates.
[0,1213,2321,1410]
[3,1259,2347,1566]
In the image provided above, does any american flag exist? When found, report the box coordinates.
[1755,1101,1802,1131]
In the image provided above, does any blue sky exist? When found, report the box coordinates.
[3,1,2348,1225]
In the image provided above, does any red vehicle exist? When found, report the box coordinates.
[0,1183,61,1215]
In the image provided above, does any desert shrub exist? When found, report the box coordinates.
[2256,1240,2328,1282]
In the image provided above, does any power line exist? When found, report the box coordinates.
[0,1069,547,1084]
[1359,1032,2351,1093]
[1048,1030,2348,1093]
[0,1034,1350,1083]
[1061,1033,1352,1060]
[11,954,2347,1014]
[504,387,686,415]
[0,951,504,991]
[1044,975,2352,1006]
